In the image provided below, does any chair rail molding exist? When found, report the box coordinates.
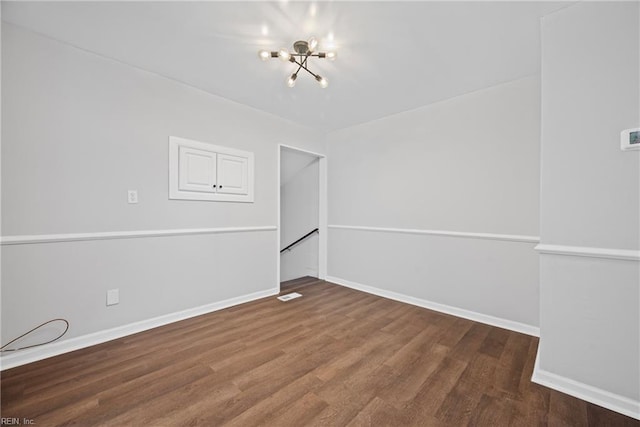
[328,224,539,244]
[0,226,277,246]
[535,244,640,261]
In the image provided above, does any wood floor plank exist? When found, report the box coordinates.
[32,397,100,427]
[549,389,590,426]
[345,396,412,427]
[435,316,476,349]
[478,326,511,359]
[223,372,323,426]
[382,324,439,369]
[467,393,517,426]
[199,366,320,425]
[312,330,393,383]
[2,280,637,426]
[392,355,468,422]
[434,353,497,425]
[57,363,214,426]
[310,366,398,426]
[99,375,241,427]
[378,342,450,407]
[586,403,640,427]
[517,337,552,425]
[494,332,532,399]
[447,322,493,361]
[266,392,328,426]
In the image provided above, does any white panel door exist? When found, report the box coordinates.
[178,146,217,193]
[217,154,248,195]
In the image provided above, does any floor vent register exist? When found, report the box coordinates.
[277,292,302,302]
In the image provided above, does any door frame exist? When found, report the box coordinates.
[277,144,327,290]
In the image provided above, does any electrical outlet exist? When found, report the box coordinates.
[127,190,138,204]
[107,289,119,306]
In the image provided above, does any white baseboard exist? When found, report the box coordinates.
[532,347,640,420]
[326,276,539,337]
[0,287,279,371]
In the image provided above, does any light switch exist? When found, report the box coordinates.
[107,289,119,306]
[127,190,138,204]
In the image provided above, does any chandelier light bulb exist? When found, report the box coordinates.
[309,2,317,17]
[278,48,291,62]
[287,73,297,88]
[308,36,318,52]
[316,75,328,88]
[325,51,337,61]
[258,50,270,61]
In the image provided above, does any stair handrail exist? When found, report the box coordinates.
[280,228,319,253]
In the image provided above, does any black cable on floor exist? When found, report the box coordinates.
[0,319,70,352]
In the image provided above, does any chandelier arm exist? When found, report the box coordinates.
[299,53,310,73]
[300,64,320,79]
[291,58,319,79]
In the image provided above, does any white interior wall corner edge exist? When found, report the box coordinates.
[0,286,279,371]
[537,0,640,417]
[327,275,539,337]
[532,348,640,420]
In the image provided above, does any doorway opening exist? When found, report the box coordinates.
[277,145,326,293]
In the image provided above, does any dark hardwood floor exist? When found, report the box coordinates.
[1,279,637,426]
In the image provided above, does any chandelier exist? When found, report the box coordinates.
[258,37,336,88]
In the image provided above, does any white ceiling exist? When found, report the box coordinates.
[1,1,567,131]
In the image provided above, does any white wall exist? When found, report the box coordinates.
[326,76,541,332]
[535,2,640,419]
[0,24,324,366]
[280,157,319,282]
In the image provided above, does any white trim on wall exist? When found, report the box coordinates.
[532,348,640,420]
[0,287,279,371]
[0,226,277,246]
[326,275,540,337]
[535,244,640,262]
[329,224,540,243]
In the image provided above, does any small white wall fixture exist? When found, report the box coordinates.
[169,136,254,202]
